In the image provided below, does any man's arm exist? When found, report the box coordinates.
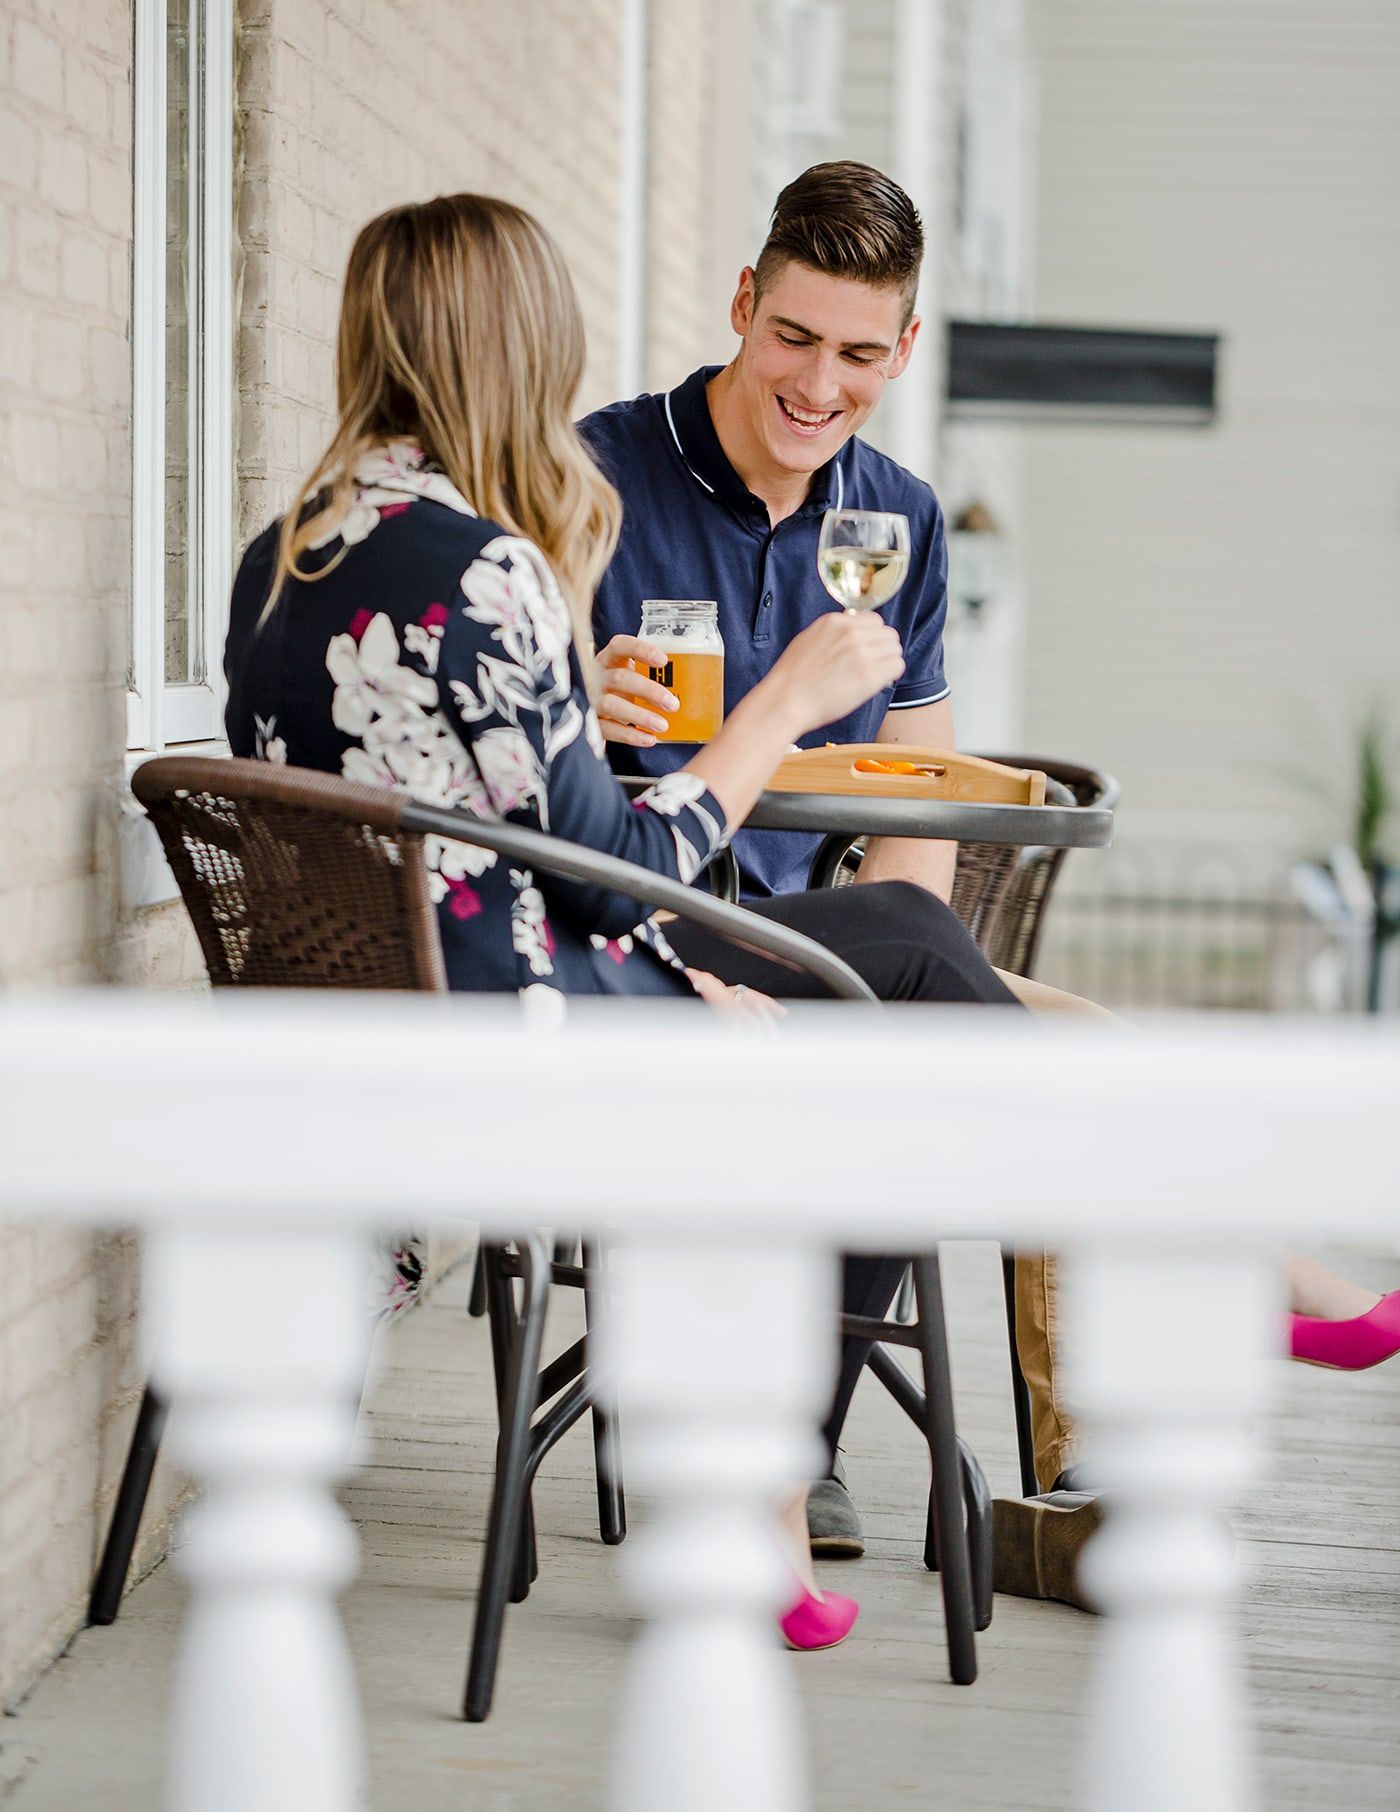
[851,696,958,902]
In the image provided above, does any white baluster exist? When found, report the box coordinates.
[146,1224,374,1812]
[1064,1243,1279,1812]
[603,1236,836,1812]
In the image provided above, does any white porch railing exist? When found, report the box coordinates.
[2,993,1397,1812]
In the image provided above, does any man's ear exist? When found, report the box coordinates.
[730,267,758,339]
[887,314,921,381]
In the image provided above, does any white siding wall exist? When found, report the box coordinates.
[839,0,1038,748]
[1024,1,1400,878]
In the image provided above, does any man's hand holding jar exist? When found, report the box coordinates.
[594,604,903,753]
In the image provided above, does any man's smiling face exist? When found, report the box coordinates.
[728,259,919,481]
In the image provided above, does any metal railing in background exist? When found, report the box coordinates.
[1034,846,1395,1015]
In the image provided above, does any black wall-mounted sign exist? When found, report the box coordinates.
[946,320,1220,424]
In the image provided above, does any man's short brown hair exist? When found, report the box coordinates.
[752,161,924,327]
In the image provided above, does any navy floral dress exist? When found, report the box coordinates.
[224,442,731,1002]
[223,441,733,1309]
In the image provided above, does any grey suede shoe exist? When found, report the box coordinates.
[992,1489,1103,1612]
[807,1474,865,1558]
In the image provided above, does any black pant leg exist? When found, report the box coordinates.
[822,1253,912,1468]
[667,882,1023,1466]
[664,880,1021,1006]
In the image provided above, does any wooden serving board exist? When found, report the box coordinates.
[766,744,1047,805]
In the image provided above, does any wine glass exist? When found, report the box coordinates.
[817,509,912,612]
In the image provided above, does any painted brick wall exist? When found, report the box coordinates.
[645,0,721,386]
[0,0,733,1710]
[0,0,203,1711]
[237,0,634,545]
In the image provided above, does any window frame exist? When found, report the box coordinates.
[128,0,234,753]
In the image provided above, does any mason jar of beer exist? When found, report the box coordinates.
[637,599,725,743]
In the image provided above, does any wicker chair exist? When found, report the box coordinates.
[90,757,986,1716]
[805,753,1119,1497]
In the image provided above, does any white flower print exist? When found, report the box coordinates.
[543,696,586,766]
[509,870,555,977]
[584,708,606,759]
[472,652,544,724]
[322,610,501,910]
[462,538,573,697]
[353,441,479,516]
[635,770,708,817]
[482,536,573,672]
[328,613,438,740]
[636,769,727,871]
[638,920,688,973]
[518,982,568,1028]
[589,932,635,968]
[253,713,287,765]
[666,825,705,885]
[403,602,450,675]
[307,442,481,555]
[340,712,470,798]
[460,553,535,640]
[429,830,498,892]
[474,725,548,824]
[307,486,411,552]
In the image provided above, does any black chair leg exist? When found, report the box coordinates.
[959,1436,994,1632]
[464,1233,551,1722]
[924,1441,992,1633]
[1002,1245,1040,1497]
[483,1242,539,1597]
[911,1253,977,1685]
[467,1244,487,1317]
[583,1242,626,1546]
[88,1384,169,1626]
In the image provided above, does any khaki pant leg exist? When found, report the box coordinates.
[993,969,1120,1019]
[994,968,1120,1490]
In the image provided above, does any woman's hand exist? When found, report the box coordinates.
[761,611,906,738]
[594,634,679,748]
[685,969,787,1022]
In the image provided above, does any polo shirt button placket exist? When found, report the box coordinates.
[753,585,774,645]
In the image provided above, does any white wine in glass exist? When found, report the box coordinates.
[817,509,912,612]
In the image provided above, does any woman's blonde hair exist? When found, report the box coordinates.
[269,194,621,662]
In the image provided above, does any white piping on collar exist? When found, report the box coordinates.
[664,386,847,512]
[663,389,716,495]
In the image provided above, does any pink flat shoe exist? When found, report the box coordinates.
[779,1582,860,1651]
[1289,1289,1400,1370]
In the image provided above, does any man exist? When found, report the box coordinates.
[579,162,1097,1605]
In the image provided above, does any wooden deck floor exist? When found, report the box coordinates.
[3,1242,1398,1810]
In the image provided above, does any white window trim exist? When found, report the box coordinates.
[129,0,234,753]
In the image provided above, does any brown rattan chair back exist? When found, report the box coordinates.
[131,757,448,992]
[808,754,1117,979]
[977,756,1118,979]
[809,824,1022,948]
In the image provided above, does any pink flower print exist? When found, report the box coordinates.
[420,602,450,629]
[348,608,375,643]
[604,939,628,966]
[445,878,483,921]
[378,501,411,519]
[542,919,556,957]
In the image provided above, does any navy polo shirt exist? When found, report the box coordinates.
[580,364,950,898]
